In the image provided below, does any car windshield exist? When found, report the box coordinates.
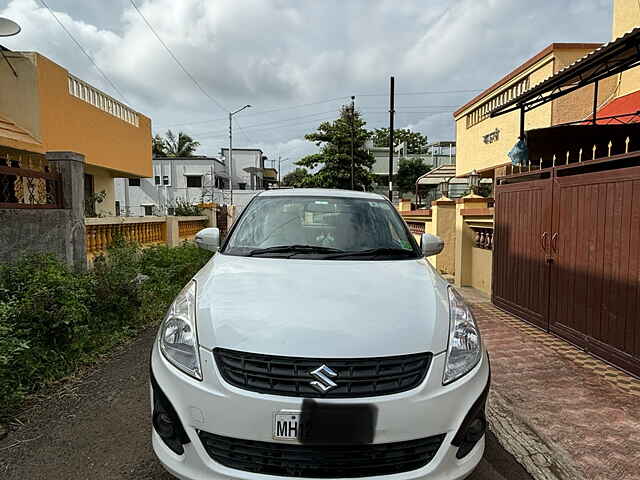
[223,195,420,260]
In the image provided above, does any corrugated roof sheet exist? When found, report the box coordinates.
[490,27,640,118]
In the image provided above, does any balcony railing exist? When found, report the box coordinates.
[178,218,208,239]
[86,218,166,256]
[85,215,210,260]
[0,152,63,209]
[68,74,139,127]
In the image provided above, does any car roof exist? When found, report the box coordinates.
[258,188,386,200]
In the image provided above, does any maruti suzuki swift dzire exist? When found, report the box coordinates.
[150,188,490,480]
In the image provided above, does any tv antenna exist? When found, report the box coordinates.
[0,17,21,77]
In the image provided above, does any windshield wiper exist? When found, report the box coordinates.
[247,245,345,257]
[324,247,417,259]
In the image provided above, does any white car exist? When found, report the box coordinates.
[151,189,490,480]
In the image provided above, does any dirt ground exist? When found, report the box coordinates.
[0,326,532,480]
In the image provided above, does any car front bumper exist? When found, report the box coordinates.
[150,341,490,480]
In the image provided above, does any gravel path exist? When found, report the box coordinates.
[0,327,532,480]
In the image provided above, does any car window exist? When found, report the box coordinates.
[223,196,419,259]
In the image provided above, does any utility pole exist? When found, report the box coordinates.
[350,95,355,190]
[211,164,216,203]
[228,112,233,206]
[228,104,251,206]
[388,76,395,201]
[278,155,281,185]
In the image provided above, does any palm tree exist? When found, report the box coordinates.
[158,130,200,157]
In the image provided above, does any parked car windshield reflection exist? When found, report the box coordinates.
[223,196,420,259]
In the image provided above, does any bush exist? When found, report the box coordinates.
[173,198,202,216]
[0,241,212,418]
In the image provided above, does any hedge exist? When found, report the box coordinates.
[0,239,212,418]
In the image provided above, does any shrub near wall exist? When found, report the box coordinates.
[0,240,212,418]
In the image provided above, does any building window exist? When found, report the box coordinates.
[143,205,153,216]
[163,175,170,186]
[186,175,202,188]
[154,175,161,185]
[115,201,121,216]
[238,182,247,190]
[129,178,141,187]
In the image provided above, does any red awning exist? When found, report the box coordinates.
[592,90,640,124]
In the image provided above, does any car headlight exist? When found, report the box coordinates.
[443,287,482,384]
[159,280,202,380]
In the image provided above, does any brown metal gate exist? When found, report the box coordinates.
[494,155,640,377]
[216,205,228,239]
[493,170,553,330]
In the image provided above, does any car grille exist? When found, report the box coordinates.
[198,431,445,478]
[213,349,432,398]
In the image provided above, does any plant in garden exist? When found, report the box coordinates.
[0,242,212,418]
[172,198,203,216]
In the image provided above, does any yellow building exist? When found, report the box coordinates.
[454,0,640,180]
[453,43,611,178]
[612,0,640,97]
[0,51,152,215]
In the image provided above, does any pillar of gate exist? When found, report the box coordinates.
[454,195,491,288]
[430,197,456,275]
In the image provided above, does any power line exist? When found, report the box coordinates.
[158,96,348,128]
[128,0,228,114]
[38,0,130,104]
[157,91,476,129]
[357,89,482,97]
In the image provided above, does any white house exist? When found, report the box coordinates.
[114,156,228,216]
[220,148,267,190]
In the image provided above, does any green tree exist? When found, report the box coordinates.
[297,105,375,190]
[152,134,167,157]
[370,128,428,154]
[281,167,310,187]
[396,157,431,194]
[153,130,200,157]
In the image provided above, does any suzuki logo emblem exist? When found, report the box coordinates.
[309,365,338,393]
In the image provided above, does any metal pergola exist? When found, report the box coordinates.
[490,27,640,138]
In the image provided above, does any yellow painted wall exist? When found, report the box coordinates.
[0,53,41,141]
[454,57,554,176]
[471,248,492,295]
[85,164,117,216]
[34,54,152,178]
[431,202,456,275]
[613,0,640,97]
[612,0,639,40]
[551,48,617,125]
[455,46,607,176]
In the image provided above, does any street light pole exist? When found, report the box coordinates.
[350,95,355,190]
[228,104,251,206]
[388,76,395,201]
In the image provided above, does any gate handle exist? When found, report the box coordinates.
[540,232,549,253]
[551,232,559,253]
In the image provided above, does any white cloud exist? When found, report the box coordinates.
[0,0,611,166]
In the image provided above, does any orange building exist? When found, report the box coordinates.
[0,51,152,215]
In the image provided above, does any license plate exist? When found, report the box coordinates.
[273,411,302,441]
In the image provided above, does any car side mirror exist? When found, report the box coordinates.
[421,233,444,257]
[195,227,220,252]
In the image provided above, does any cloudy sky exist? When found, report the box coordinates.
[0,0,612,174]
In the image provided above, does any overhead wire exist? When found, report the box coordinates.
[37,0,130,104]
[128,0,228,114]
